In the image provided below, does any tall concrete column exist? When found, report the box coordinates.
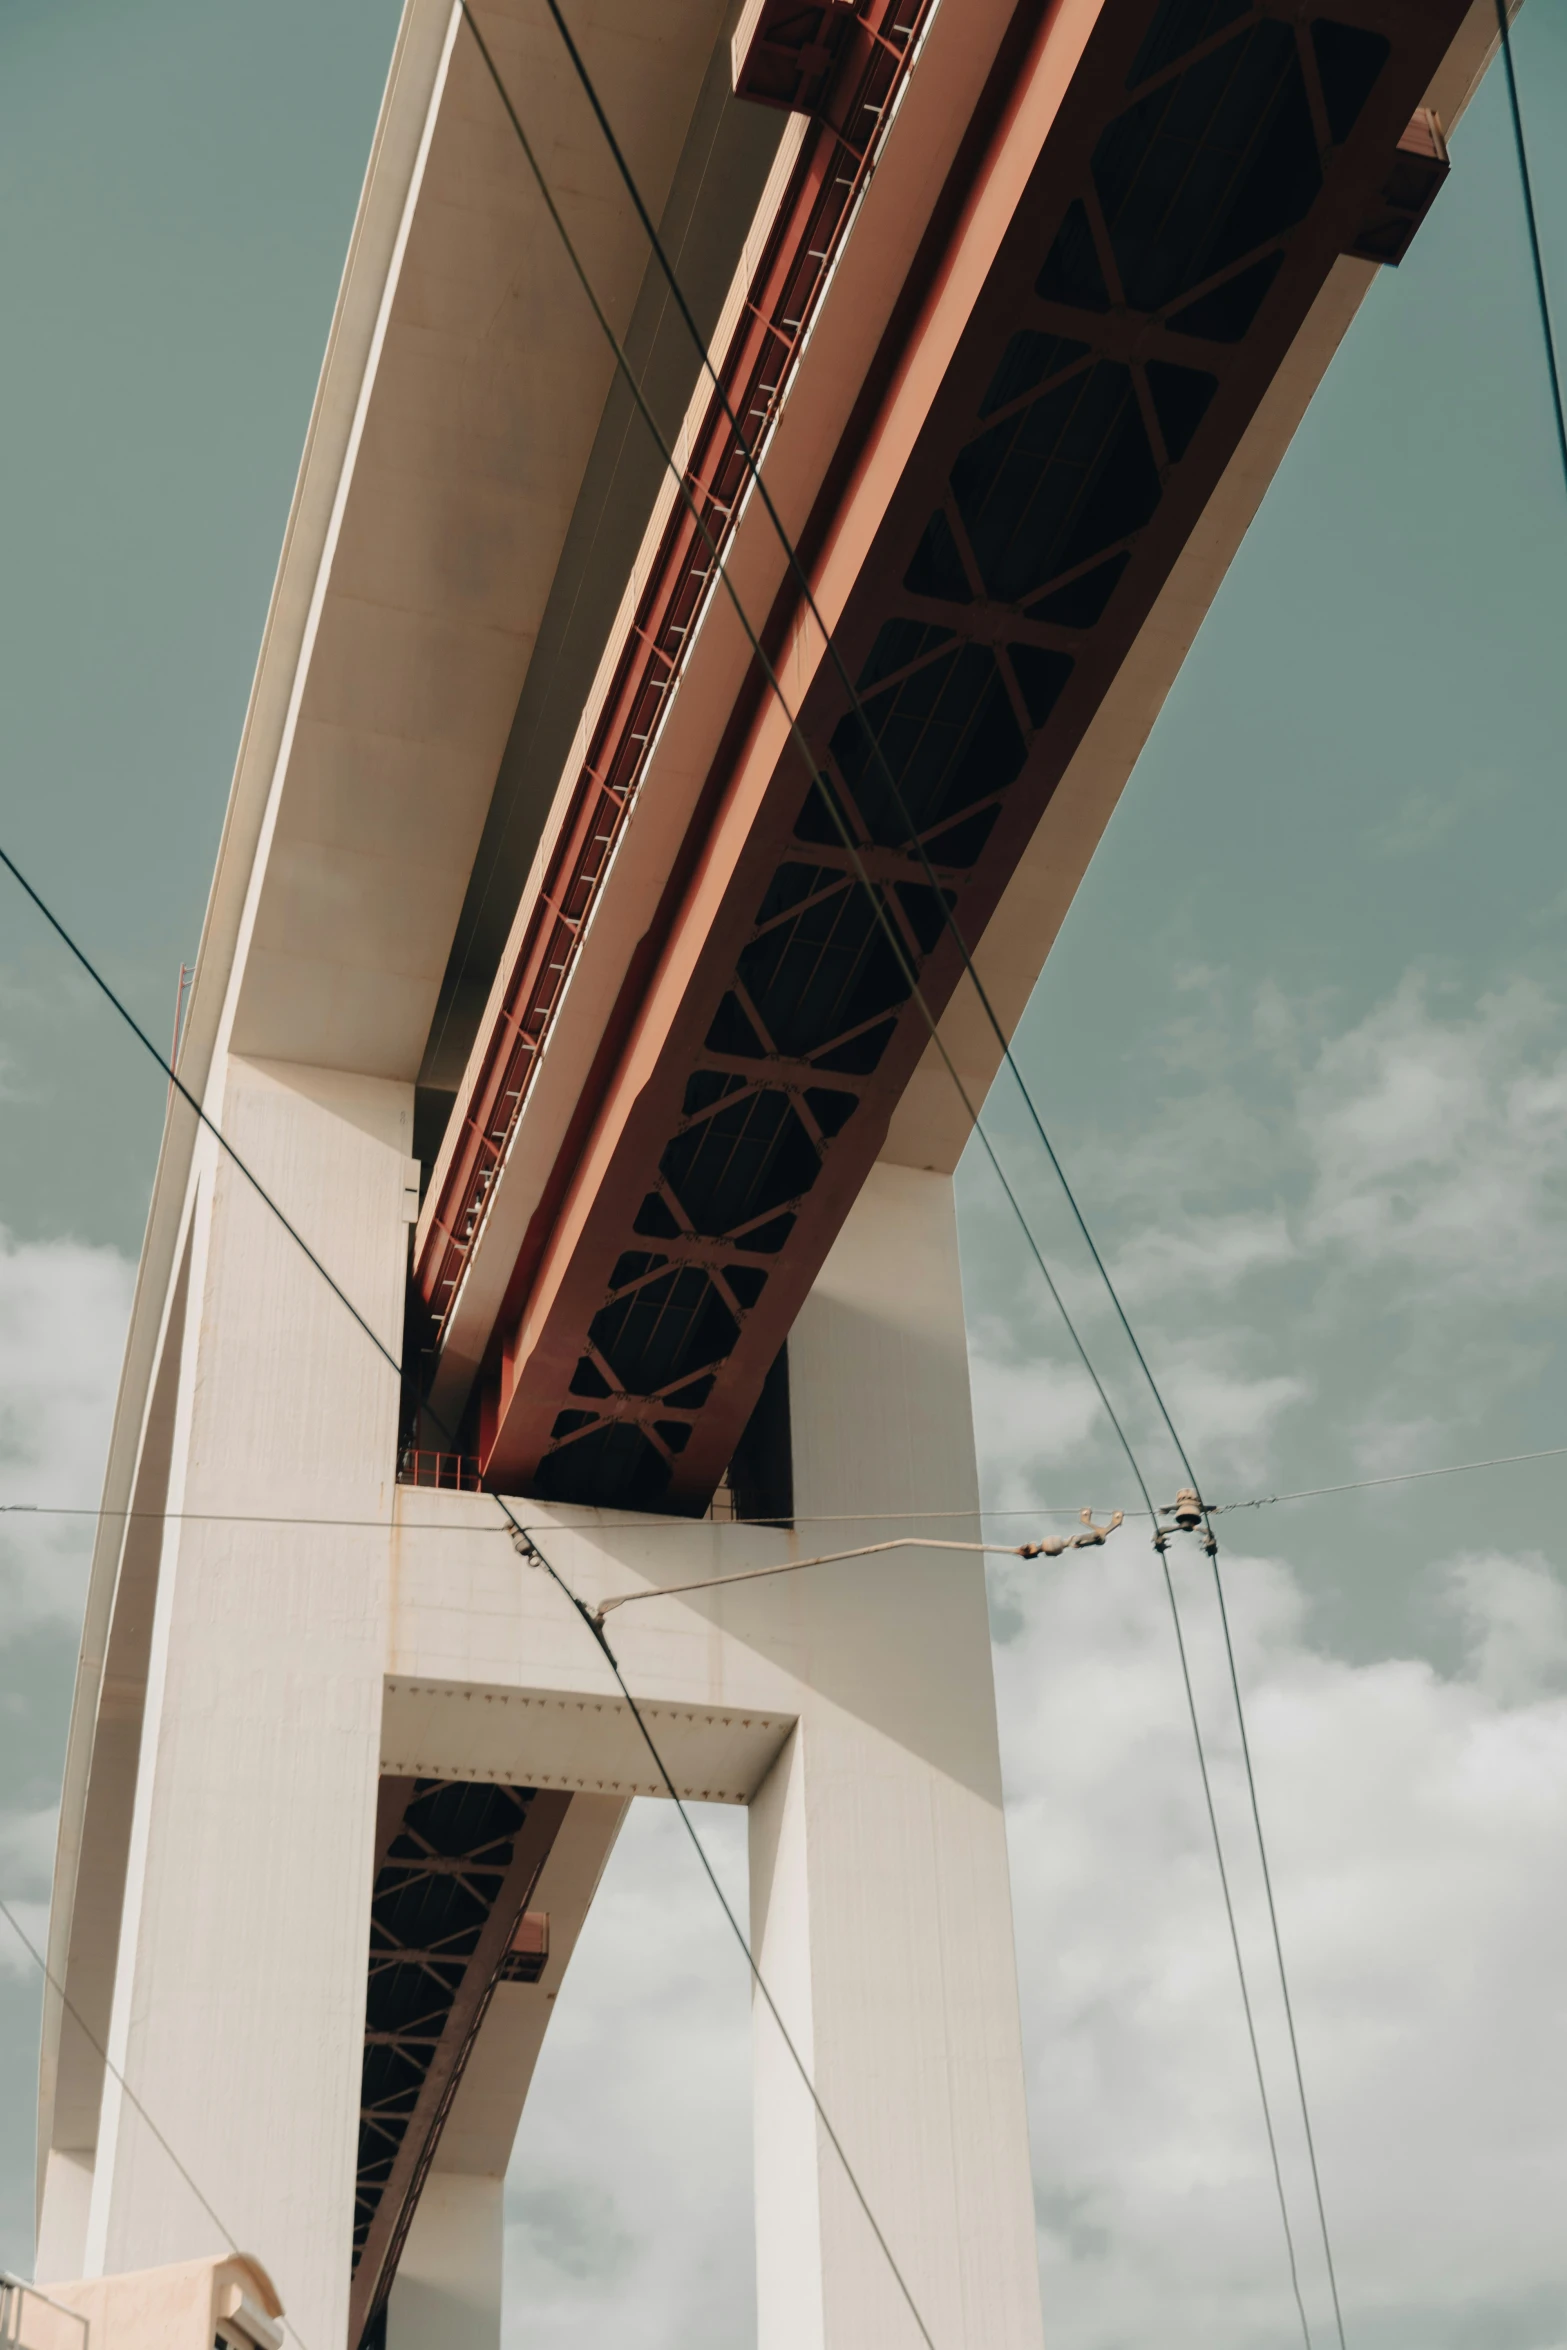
[56,1123,1042,2350]
[749,1164,1044,2349]
[81,1055,415,2350]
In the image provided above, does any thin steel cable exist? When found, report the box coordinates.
[12,1432,1567,1532]
[506,1519,939,2349]
[0,1896,315,2350]
[525,25,1348,2321]
[0,867,938,2344]
[0,846,407,1395]
[1206,1550,1341,2350]
[1219,1443,1567,1509]
[454,13,1329,2332]
[1495,0,1567,495]
[0,1499,1110,1527]
[1149,1555,1314,2350]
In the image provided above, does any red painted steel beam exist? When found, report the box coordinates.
[439,0,1471,1512]
[732,0,864,113]
[413,0,931,1359]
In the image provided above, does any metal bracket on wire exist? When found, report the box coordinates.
[1019,1508,1123,1558]
[1155,1486,1219,1555]
[584,1516,1125,1624]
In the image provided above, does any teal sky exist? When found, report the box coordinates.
[3,5,1567,2344]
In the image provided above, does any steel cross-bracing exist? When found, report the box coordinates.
[350,1779,570,2345]
[427,0,1468,1513]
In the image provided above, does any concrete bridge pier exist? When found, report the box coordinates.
[36,1044,1040,2348]
[376,1160,1046,2349]
[746,1163,1043,2350]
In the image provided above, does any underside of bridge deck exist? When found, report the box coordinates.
[350,1780,570,2345]
[414,0,1465,1515]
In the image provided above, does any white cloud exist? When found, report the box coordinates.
[965,1322,1308,1514]
[1366,766,1509,859]
[1109,1211,1296,1306]
[996,1538,1567,2350]
[0,964,1557,2343]
[496,1539,1567,2350]
[1149,1345,1312,1487]
[0,1226,133,1631]
[1447,1550,1567,1704]
[968,1335,1111,1513]
[1302,975,1567,1297]
[0,1901,50,1987]
[503,1800,753,2350]
[966,969,1567,1518]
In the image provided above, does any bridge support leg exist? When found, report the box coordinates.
[69,1058,413,2350]
[749,1165,1044,2350]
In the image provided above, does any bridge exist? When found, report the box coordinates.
[34,2,1503,2345]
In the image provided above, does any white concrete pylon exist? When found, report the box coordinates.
[38,1052,1042,2348]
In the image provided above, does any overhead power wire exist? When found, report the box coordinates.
[1221,1442,1567,1511]
[0,1499,1114,1527]
[0,847,407,1397]
[0,1895,315,2350]
[491,9,1350,2340]
[455,10,1332,2341]
[0,850,938,2347]
[10,1436,1567,1535]
[509,1520,938,2349]
[1495,0,1567,496]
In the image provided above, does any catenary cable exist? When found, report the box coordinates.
[14,1423,1567,1535]
[525,0,1244,1547]
[1495,0,1567,495]
[0,1500,1105,1527]
[451,14,1330,2336]
[0,846,407,1398]
[11,1433,1567,1531]
[0,856,940,2346]
[1218,1443,1567,1510]
[520,39,1348,2312]
[518,16,1355,2329]
[506,1520,939,2349]
[0,1896,315,2350]
[458,11,1331,2337]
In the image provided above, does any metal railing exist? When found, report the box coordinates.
[397,1448,482,1492]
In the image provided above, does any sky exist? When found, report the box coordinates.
[3,3,1567,2347]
